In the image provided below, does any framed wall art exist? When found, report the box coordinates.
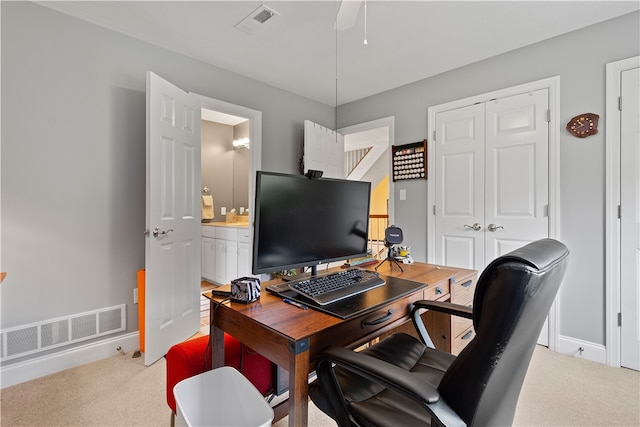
[392,139,427,182]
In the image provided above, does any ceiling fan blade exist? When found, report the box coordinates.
[335,0,363,30]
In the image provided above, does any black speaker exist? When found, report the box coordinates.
[384,226,403,245]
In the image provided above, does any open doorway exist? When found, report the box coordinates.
[194,95,262,330]
[200,109,251,224]
[339,117,395,259]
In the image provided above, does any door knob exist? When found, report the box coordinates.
[152,227,174,238]
[487,224,504,232]
[464,223,482,231]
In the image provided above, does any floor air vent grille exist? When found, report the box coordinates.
[1,304,126,361]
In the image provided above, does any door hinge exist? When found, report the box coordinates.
[433,205,436,216]
[618,204,622,219]
[544,204,549,217]
[618,312,622,327]
[433,130,437,142]
[546,109,551,123]
[618,96,623,111]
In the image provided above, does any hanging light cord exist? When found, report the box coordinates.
[364,0,368,46]
[335,0,339,130]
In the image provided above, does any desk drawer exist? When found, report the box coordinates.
[453,312,473,338]
[312,291,423,358]
[452,326,475,355]
[424,281,449,300]
[451,277,475,305]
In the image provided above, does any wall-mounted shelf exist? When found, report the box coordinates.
[392,139,427,182]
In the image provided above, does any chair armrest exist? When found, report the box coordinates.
[317,346,466,427]
[410,300,473,348]
[412,300,473,318]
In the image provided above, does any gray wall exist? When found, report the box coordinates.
[1,2,333,363]
[337,11,640,346]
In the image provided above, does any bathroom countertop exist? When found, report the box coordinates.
[202,221,249,228]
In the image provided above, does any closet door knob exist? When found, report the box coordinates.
[487,224,504,232]
[152,227,174,238]
[464,223,482,231]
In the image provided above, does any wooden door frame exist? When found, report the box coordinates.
[426,76,561,350]
[605,55,640,368]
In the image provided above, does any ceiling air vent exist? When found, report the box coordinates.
[234,4,279,35]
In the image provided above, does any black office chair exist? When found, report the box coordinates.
[309,238,569,427]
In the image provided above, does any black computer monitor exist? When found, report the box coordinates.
[252,171,371,276]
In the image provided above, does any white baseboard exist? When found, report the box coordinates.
[557,335,607,364]
[0,332,140,389]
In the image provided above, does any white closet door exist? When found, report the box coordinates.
[620,66,640,370]
[434,89,549,271]
[484,89,549,259]
[434,104,485,270]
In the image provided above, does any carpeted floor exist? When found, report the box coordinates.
[1,345,638,426]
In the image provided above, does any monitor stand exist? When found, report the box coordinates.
[375,245,404,272]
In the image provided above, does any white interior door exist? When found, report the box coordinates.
[434,90,549,271]
[434,104,485,269]
[484,90,549,259]
[145,71,201,366]
[620,66,640,370]
[304,120,345,179]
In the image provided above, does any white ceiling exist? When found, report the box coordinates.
[36,1,639,106]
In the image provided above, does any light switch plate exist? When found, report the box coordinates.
[399,189,407,200]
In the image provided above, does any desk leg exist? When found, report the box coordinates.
[210,301,225,368]
[288,341,310,427]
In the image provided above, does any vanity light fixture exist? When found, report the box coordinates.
[233,137,250,149]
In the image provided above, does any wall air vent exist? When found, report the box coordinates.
[234,4,280,35]
[1,304,126,361]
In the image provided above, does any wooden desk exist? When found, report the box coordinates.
[205,262,476,427]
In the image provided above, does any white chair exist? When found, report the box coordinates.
[173,366,274,427]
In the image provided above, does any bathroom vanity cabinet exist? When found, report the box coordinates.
[202,224,251,285]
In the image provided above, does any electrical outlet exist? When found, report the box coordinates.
[133,288,138,304]
[221,207,226,215]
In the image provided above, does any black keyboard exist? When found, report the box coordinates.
[288,269,385,305]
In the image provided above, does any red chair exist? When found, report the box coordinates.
[166,334,275,424]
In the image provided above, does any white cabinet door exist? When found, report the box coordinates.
[214,238,227,285]
[201,237,216,282]
[237,242,250,278]
[225,240,238,283]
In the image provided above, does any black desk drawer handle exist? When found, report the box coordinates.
[461,330,473,340]
[361,310,393,328]
[460,280,473,288]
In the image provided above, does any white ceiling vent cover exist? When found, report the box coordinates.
[234,4,279,35]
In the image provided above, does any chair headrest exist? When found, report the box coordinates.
[488,238,569,272]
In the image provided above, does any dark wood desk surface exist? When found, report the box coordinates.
[205,262,476,427]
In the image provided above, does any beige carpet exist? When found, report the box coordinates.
[1,345,638,426]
